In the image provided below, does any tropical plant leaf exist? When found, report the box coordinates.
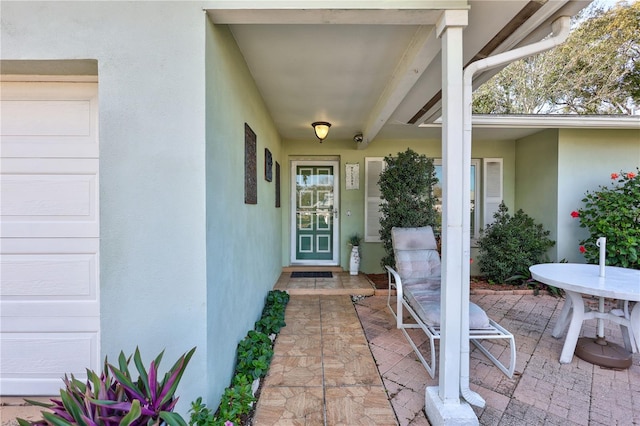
[107,365,146,402]
[158,347,195,407]
[133,347,151,398]
[59,389,88,426]
[145,361,157,408]
[117,351,131,379]
[23,399,55,409]
[120,399,142,426]
[42,411,73,426]
[159,411,188,426]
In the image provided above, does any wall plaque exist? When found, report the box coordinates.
[275,161,281,208]
[265,148,273,182]
[244,123,257,204]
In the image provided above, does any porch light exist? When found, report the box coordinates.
[311,121,331,142]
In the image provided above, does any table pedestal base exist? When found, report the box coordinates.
[575,337,632,369]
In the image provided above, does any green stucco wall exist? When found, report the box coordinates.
[1,1,210,412]
[557,129,640,263]
[281,137,516,273]
[514,128,640,264]
[205,21,283,407]
[515,129,560,260]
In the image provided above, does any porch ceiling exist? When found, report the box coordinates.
[207,1,593,146]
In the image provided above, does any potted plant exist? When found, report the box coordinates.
[348,233,362,275]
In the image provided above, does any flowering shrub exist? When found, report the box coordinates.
[572,169,640,269]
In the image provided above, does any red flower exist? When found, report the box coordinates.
[470,258,474,264]
[627,172,636,179]
[611,173,619,180]
[570,211,580,218]
[579,246,586,254]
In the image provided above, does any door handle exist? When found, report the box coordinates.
[333,208,338,218]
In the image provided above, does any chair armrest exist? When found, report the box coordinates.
[385,265,405,330]
[385,265,403,295]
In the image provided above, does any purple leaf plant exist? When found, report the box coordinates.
[18,347,196,426]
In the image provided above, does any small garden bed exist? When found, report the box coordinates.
[366,273,560,295]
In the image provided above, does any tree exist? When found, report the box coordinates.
[473,1,640,115]
[378,148,439,269]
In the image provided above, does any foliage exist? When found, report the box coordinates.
[264,290,290,308]
[216,376,255,426]
[478,202,555,283]
[348,233,362,246]
[254,290,289,335]
[473,1,640,115]
[188,397,216,426]
[572,170,640,269]
[234,331,274,380]
[506,265,562,297]
[19,347,195,426]
[253,314,285,336]
[378,148,439,269]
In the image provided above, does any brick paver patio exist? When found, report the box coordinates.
[355,292,640,425]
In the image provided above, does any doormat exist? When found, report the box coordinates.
[290,271,333,278]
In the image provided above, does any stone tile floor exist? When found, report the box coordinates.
[253,294,397,425]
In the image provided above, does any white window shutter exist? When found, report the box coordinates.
[365,157,385,242]
[483,158,503,229]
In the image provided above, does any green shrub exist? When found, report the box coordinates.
[235,331,274,380]
[572,170,640,269]
[478,202,555,283]
[255,290,289,335]
[378,148,439,269]
[189,397,216,426]
[189,377,255,426]
[217,376,255,426]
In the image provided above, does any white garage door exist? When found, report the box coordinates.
[1,80,100,395]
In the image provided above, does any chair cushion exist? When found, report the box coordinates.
[394,250,441,285]
[404,285,491,329]
[391,226,438,250]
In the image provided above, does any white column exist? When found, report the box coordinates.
[425,8,478,425]
[438,8,466,404]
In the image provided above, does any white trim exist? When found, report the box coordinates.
[316,235,331,253]
[0,75,98,83]
[364,157,385,242]
[483,158,503,229]
[420,114,640,129]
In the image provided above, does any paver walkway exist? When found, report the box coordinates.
[253,294,397,425]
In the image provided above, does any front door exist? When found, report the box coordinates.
[291,161,339,265]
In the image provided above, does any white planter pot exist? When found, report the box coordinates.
[349,246,360,275]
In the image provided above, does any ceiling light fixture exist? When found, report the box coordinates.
[311,121,331,142]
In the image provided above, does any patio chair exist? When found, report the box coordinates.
[385,226,516,379]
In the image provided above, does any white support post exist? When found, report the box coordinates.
[424,8,478,425]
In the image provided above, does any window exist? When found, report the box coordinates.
[364,157,503,244]
[433,159,480,240]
